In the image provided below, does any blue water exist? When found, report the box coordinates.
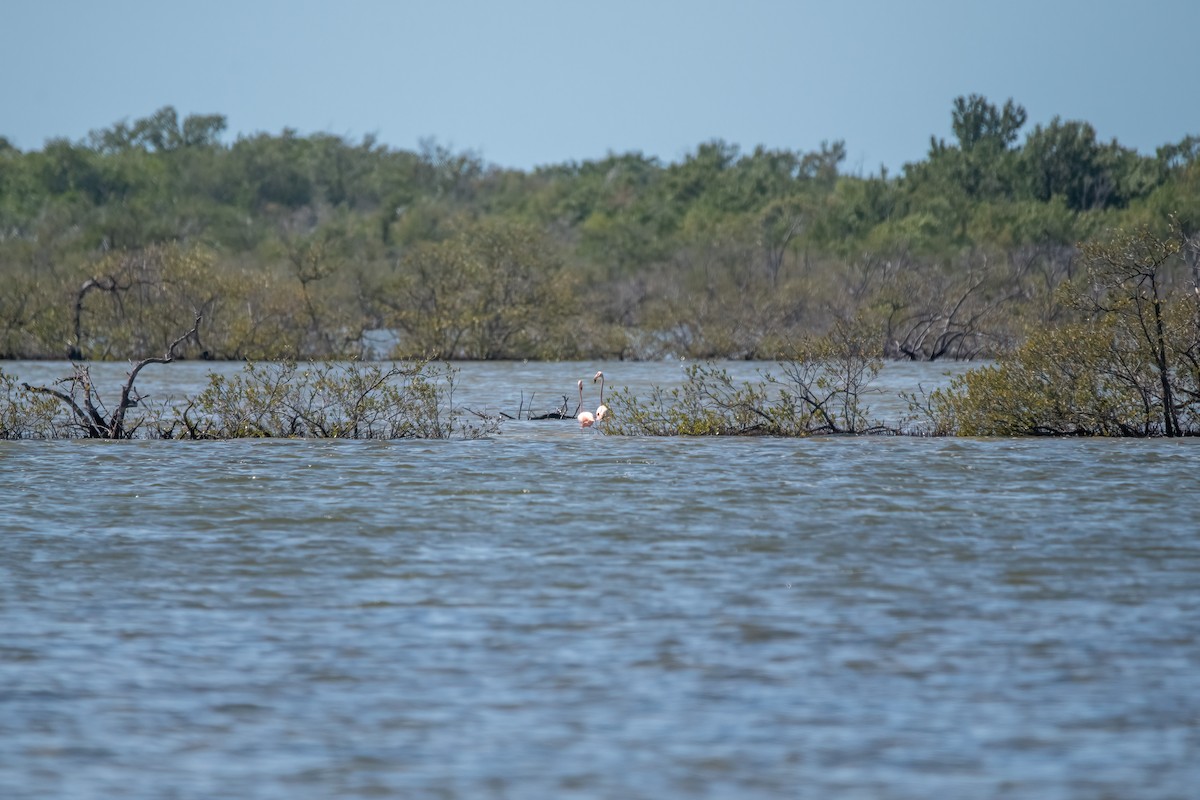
[1,362,1199,799]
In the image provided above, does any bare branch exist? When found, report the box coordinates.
[109,315,202,437]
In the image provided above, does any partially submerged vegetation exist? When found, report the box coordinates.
[170,360,484,439]
[2,349,495,440]
[604,320,888,436]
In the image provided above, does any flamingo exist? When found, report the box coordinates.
[593,371,608,422]
[576,380,595,428]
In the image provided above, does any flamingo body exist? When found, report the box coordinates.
[576,379,596,428]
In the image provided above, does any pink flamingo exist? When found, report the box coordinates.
[576,380,596,428]
[593,371,608,422]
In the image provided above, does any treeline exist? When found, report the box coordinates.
[2,97,1198,361]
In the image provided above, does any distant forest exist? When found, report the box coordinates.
[1,95,1197,361]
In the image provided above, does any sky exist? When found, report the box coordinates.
[2,0,1197,175]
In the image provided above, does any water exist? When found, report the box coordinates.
[2,361,1199,799]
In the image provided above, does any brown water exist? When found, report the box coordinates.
[1,361,1198,799]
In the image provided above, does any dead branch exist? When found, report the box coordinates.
[24,314,201,439]
[21,372,106,438]
[70,275,128,359]
[107,315,201,437]
[530,394,572,420]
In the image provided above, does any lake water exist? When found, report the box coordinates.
[2,361,1199,799]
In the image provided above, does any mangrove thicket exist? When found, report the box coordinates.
[2,96,1198,364]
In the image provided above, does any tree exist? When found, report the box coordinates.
[1076,224,1187,435]
[67,244,221,360]
[382,219,578,359]
[180,113,227,149]
[224,131,314,210]
[950,94,1027,151]
[874,250,1021,361]
[924,224,1198,436]
[88,106,227,153]
[1015,117,1154,211]
[918,95,1027,202]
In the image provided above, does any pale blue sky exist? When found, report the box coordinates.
[2,0,1196,174]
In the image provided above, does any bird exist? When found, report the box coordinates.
[593,371,608,422]
[576,380,596,428]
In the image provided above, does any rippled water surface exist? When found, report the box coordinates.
[2,362,1199,799]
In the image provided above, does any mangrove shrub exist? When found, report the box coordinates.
[922,224,1200,436]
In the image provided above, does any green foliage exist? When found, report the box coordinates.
[605,321,885,436]
[766,321,884,434]
[1017,117,1159,212]
[169,360,491,440]
[921,224,1200,436]
[919,95,1026,204]
[0,368,61,439]
[67,243,217,359]
[1135,158,1200,234]
[382,218,579,359]
[87,106,227,153]
[950,95,1027,151]
[0,99,1196,363]
[920,321,1145,436]
[605,363,774,436]
[7,358,495,440]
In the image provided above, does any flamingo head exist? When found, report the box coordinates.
[577,379,584,390]
[593,371,604,383]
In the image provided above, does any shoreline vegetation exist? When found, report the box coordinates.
[5,221,1200,440]
[3,96,1199,437]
